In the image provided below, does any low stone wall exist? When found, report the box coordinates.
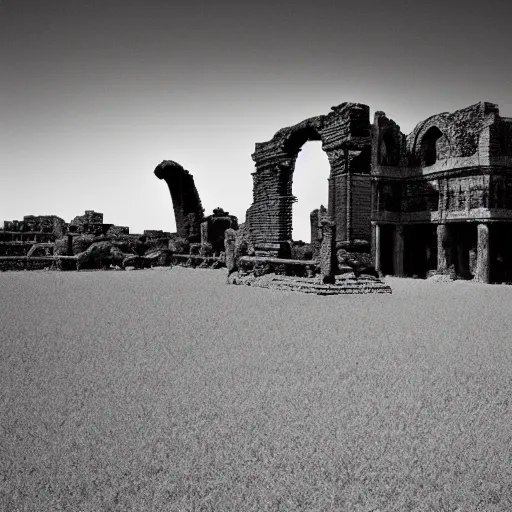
[238,256,319,277]
[0,256,77,271]
[170,254,224,269]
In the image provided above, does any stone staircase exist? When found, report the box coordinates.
[229,272,392,295]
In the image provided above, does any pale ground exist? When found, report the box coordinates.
[1,268,511,511]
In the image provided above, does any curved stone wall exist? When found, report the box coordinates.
[154,160,204,243]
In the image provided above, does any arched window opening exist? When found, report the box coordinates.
[379,131,399,166]
[292,141,330,244]
[421,127,443,166]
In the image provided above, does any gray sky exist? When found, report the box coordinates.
[1,0,511,241]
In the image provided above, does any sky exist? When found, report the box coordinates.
[1,0,511,241]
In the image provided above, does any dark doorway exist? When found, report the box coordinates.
[491,223,512,283]
[380,224,394,275]
[404,224,437,278]
[451,223,477,279]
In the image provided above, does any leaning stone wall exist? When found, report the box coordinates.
[154,160,204,243]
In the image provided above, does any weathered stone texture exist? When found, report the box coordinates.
[0,215,67,256]
[475,223,490,283]
[154,160,204,242]
[406,102,500,164]
[246,102,372,255]
[224,228,237,273]
[76,241,125,270]
[204,207,238,255]
[372,101,512,283]
[319,220,336,283]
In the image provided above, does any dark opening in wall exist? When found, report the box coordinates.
[421,127,443,166]
[380,131,399,166]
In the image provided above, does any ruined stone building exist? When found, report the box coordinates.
[245,103,371,259]
[372,101,512,284]
[154,160,238,254]
[242,101,512,283]
[0,211,131,257]
[0,215,66,256]
[153,101,512,284]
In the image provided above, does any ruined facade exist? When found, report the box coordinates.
[245,102,372,258]
[0,215,66,256]
[372,101,512,283]
[1,211,142,258]
[243,100,512,284]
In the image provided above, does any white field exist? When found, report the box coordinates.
[1,268,512,511]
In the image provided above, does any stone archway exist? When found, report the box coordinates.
[292,140,330,244]
[245,102,372,257]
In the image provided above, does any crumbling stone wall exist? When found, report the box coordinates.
[201,207,238,255]
[154,160,204,243]
[67,210,129,237]
[406,102,500,166]
[309,207,323,257]
[372,101,512,283]
[68,210,105,234]
[245,102,372,256]
[0,215,66,256]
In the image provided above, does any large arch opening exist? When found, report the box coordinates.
[420,126,443,166]
[291,140,331,244]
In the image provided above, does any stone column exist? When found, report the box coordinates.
[373,223,381,275]
[67,234,74,256]
[224,228,237,274]
[475,223,490,283]
[346,154,352,243]
[320,220,336,284]
[200,221,209,247]
[393,225,404,277]
[437,224,449,273]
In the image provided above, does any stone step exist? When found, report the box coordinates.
[231,272,392,295]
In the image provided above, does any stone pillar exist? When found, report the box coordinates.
[224,228,237,274]
[310,209,319,246]
[475,223,490,283]
[320,220,336,284]
[67,234,74,256]
[373,223,381,275]
[393,225,404,277]
[437,224,449,273]
[346,156,352,243]
[200,221,209,246]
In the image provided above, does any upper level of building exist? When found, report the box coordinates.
[371,102,512,179]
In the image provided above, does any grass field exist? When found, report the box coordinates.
[1,268,512,511]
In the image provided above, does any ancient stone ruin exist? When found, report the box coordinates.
[154,160,204,243]
[371,101,512,284]
[4,100,511,290]
[0,215,66,257]
[153,160,237,267]
[154,133,390,294]
[237,102,388,292]
[234,100,512,287]
[246,102,371,257]
[0,210,177,271]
